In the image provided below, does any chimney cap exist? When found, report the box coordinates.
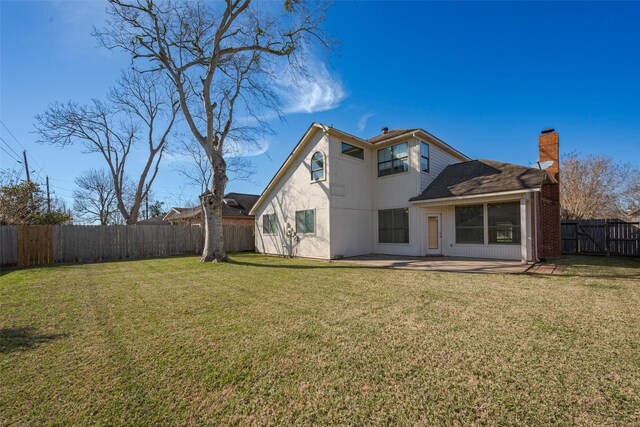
[381,127,389,134]
[541,128,555,134]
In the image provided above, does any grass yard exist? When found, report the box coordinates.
[1,254,639,425]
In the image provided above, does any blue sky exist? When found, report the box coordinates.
[1,1,639,210]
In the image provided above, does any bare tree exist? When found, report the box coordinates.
[73,169,118,225]
[173,138,256,195]
[35,70,179,224]
[561,152,638,219]
[96,0,331,262]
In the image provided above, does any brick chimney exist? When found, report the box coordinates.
[538,128,559,181]
[536,129,561,259]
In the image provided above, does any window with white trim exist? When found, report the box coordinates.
[262,213,277,234]
[378,208,409,243]
[311,152,325,181]
[341,142,364,160]
[295,209,315,234]
[377,142,408,177]
[488,202,521,244]
[420,141,430,173]
[455,205,484,244]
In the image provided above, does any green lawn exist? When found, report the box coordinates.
[1,254,639,425]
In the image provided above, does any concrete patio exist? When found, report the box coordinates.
[334,254,533,274]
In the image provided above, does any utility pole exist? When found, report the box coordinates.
[23,150,34,204]
[23,150,30,183]
[46,176,51,213]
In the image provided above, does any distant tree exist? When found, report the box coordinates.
[73,169,118,225]
[36,70,179,224]
[96,0,331,262]
[560,152,638,219]
[0,170,70,225]
[147,200,164,218]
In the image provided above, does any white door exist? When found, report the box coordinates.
[425,214,442,255]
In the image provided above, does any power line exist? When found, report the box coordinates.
[0,136,22,159]
[0,120,45,174]
[0,145,22,163]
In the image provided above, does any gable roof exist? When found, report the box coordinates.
[410,159,547,202]
[367,129,419,144]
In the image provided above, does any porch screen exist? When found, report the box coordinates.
[378,208,409,243]
[488,202,521,244]
[455,205,484,244]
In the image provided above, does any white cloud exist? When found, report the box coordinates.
[275,59,347,114]
[225,140,270,158]
[358,113,375,132]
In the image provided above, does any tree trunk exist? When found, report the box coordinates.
[200,149,228,262]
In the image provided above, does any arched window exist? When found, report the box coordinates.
[311,151,325,181]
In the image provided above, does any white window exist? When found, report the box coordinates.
[420,142,430,173]
[341,142,364,160]
[311,152,325,181]
[377,142,408,177]
[488,202,521,244]
[295,209,315,234]
[455,205,484,244]
[378,208,409,243]
[262,213,277,234]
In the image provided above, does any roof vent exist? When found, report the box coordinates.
[381,127,389,134]
[224,198,239,207]
[541,128,555,134]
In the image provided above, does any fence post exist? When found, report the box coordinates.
[574,222,579,254]
[605,219,610,257]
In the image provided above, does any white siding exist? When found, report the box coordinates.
[254,129,331,259]
[328,136,373,257]
[419,139,465,192]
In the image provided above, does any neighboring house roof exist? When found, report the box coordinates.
[250,122,470,215]
[137,215,170,225]
[163,193,259,222]
[410,159,547,202]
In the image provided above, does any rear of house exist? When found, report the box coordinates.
[251,123,561,262]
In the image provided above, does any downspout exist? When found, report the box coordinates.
[534,191,540,262]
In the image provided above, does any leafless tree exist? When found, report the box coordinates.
[95,0,331,262]
[73,169,119,225]
[561,152,638,219]
[173,138,256,195]
[35,70,179,224]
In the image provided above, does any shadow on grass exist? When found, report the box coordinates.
[226,257,374,270]
[0,327,68,353]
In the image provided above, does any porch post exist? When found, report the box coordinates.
[520,196,530,263]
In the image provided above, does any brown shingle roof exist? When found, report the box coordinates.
[410,159,546,202]
[164,193,260,221]
[367,129,419,144]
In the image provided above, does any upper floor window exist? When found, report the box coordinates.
[488,202,521,244]
[311,152,325,181]
[420,142,430,173]
[377,142,408,177]
[295,209,315,234]
[341,142,364,160]
[262,213,277,234]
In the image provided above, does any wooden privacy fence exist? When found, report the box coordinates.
[561,219,640,257]
[0,224,255,268]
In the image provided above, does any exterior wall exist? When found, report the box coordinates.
[416,192,534,261]
[253,129,331,258]
[327,135,373,258]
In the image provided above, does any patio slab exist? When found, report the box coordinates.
[334,254,532,274]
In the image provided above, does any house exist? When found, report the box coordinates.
[163,192,259,226]
[249,123,561,262]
